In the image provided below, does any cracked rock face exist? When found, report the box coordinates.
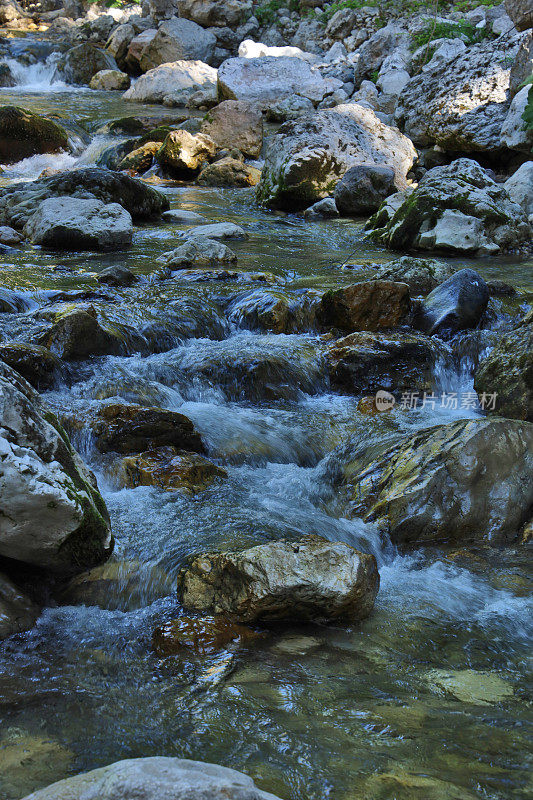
[0,362,112,573]
[395,31,529,152]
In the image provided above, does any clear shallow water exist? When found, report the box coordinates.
[0,44,532,800]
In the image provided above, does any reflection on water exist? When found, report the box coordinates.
[0,45,532,800]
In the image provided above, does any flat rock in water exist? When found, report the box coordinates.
[425,669,515,705]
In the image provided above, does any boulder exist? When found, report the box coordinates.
[257,104,417,210]
[139,17,216,72]
[149,0,179,23]
[0,342,60,389]
[162,235,237,268]
[121,446,226,491]
[505,0,533,30]
[265,94,314,122]
[97,265,137,287]
[126,29,158,73]
[372,256,455,295]
[177,0,251,27]
[217,56,331,107]
[0,168,169,229]
[504,160,533,216]
[238,39,318,61]
[0,63,16,88]
[24,197,133,251]
[367,159,530,255]
[197,156,261,186]
[225,289,316,334]
[177,535,379,623]
[123,60,218,105]
[0,362,112,572]
[303,197,339,220]
[501,85,533,151]
[413,268,489,336]
[334,164,396,215]
[105,22,135,69]
[118,141,160,173]
[200,100,262,158]
[0,106,69,164]
[0,225,22,246]
[156,130,216,176]
[60,560,172,611]
[317,280,410,333]
[0,0,25,24]
[474,311,533,421]
[92,403,205,454]
[395,32,528,151]
[326,330,447,395]
[186,222,247,240]
[343,418,533,546]
[56,43,119,86]
[89,69,130,91]
[354,23,409,81]
[37,307,124,360]
[0,572,40,641]
[19,758,282,800]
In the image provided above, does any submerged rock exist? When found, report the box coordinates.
[343,418,533,547]
[24,197,133,251]
[162,236,237,268]
[257,104,416,210]
[0,572,40,640]
[20,757,283,800]
[200,100,263,158]
[0,362,112,572]
[0,342,60,389]
[37,307,124,359]
[372,256,455,296]
[97,265,137,287]
[425,668,515,705]
[474,311,533,421]
[225,288,317,334]
[0,105,69,164]
[317,280,410,333]
[121,446,226,492]
[152,615,259,656]
[326,330,447,395]
[178,536,379,623]
[92,403,205,455]
[413,269,489,336]
[368,159,530,255]
[60,560,173,611]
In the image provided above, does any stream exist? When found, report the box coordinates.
[0,35,532,800]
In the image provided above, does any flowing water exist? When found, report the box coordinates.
[0,36,532,800]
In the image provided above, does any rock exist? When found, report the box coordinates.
[303,197,339,219]
[105,22,135,69]
[363,770,477,800]
[426,668,515,705]
[37,307,124,359]
[354,23,409,81]
[0,106,69,164]
[149,0,179,23]
[197,157,261,187]
[162,236,237,268]
[177,0,252,27]
[118,141,160,173]
[0,168,169,229]
[334,164,396,215]
[504,160,533,216]
[474,312,533,421]
[156,130,216,176]
[200,100,262,158]
[238,39,318,61]
[326,330,446,395]
[89,69,130,91]
[395,32,527,151]
[162,208,205,223]
[60,560,173,611]
[413,269,489,336]
[0,362,112,572]
[501,85,533,151]
[56,43,119,86]
[0,342,60,389]
[0,63,16,88]
[505,0,533,31]
[368,159,530,255]
[97,265,137,287]
[24,197,133,251]
[122,446,226,491]
[152,614,258,656]
[372,256,455,295]
[186,222,247,240]
[20,757,283,800]
[225,289,316,334]
[265,94,314,122]
[1,731,73,800]
[92,403,204,454]
[0,0,25,24]
[0,287,30,313]
[178,535,379,623]
[343,418,533,546]
[0,572,40,640]
[317,281,410,333]
[217,56,331,107]
[139,17,216,72]
[257,104,416,210]
[0,225,22,245]
[126,29,158,73]
[123,60,218,105]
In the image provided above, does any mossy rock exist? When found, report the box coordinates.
[0,105,69,163]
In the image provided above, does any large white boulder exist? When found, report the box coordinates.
[238,38,319,62]
[20,757,282,800]
[24,197,133,251]
[0,363,112,572]
[139,17,216,72]
[217,55,335,107]
[257,103,417,210]
[123,60,217,105]
[501,85,533,150]
[504,160,533,216]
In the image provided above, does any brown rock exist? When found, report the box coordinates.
[197,156,261,187]
[121,446,226,491]
[152,615,260,656]
[317,280,410,332]
[92,404,205,454]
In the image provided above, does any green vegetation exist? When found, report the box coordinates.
[255,0,299,25]
[412,19,491,48]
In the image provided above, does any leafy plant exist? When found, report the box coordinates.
[412,19,491,48]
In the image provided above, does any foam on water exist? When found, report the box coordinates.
[0,54,83,93]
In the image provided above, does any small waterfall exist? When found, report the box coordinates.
[0,53,76,92]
